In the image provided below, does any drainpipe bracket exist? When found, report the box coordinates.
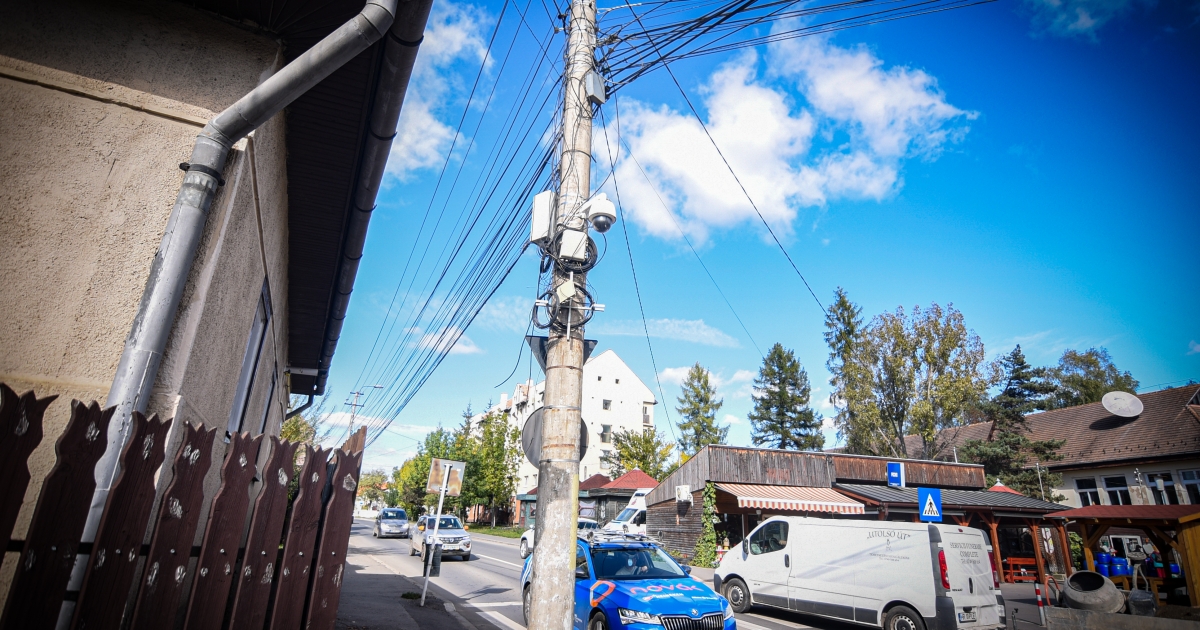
[178,162,226,187]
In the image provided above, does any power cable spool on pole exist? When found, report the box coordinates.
[526,0,611,627]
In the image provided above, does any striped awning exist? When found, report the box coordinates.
[714,483,864,514]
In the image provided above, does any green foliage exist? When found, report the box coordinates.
[691,483,719,568]
[675,363,728,456]
[1045,348,1139,410]
[1068,532,1084,569]
[601,428,675,480]
[358,468,389,504]
[281,394,334,446]
[749,343,823,451]
[474,410,522,525]
[824,290,989,459]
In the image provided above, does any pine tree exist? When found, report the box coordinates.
[823,288,870,452]
[961,345,1065,499]
[675,363,727,456]
[749,343,824,450]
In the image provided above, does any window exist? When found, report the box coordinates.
[227,280,272,436]
[1075,478,1101,506]
[749,520,789,555]
[1183,470,1200,504]
[1146,472,1180,505]
[602,399,612,410]
[615,379,620,384]
[601,424,612,443]
[576,548,590,579]
[257,371,277,435]
[634,511,646,525]
[591,547,685,580]
[600,450,611,469]
[1104,476,1132,505]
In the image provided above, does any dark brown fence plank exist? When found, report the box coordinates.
[266,446,329,630]
[129,422,217,630]
[71,412,173,630]
[228,437,298,630]
[0,401,113,630]
[0,384,56,568]
[183,431,264,630]
[304,447,363,630]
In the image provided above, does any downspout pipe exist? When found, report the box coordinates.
[315,0,435,395]
[90,0,399,539]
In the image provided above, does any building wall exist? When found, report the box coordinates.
[1053,458,1200,508]
[0,0,289,597]
[646,489,704,560]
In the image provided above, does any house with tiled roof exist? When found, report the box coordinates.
[909,384,1200,509]
[586,469,659,525]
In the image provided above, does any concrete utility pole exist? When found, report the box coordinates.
[528,0,598,628]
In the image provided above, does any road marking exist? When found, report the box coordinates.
[468,601,522,608]
[445,604,479,630]
[745,613,813,629]
[481,610,526,630]
[474,553,523,568]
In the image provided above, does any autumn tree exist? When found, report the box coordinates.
[601,428,675,480]
[1045,347,1139,410]
[358,468,389,506]
[749,343,823,450]
[675,363,728,456]
[281,394,334,445]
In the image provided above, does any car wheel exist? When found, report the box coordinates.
[410,544,418,556]
[523,587,532,626]
[724,578,751,614]
[883,605,925,630]
[520,539,530,559]
[461,554,471,561]
[373,528,378,538]
[588,611,609,630]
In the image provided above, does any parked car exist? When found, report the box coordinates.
[373,507,410,538]
[521,533,735,630]
[410,515,473,560]
[715,516,1004,630]
[521,518,599,558]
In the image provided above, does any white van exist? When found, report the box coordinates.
[602,488,653,535]
[715,517,1004,630]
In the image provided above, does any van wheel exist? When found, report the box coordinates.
[724,578,751,614]
[520,539,530,559]
[883,606,925,630]
[589,611,609,630]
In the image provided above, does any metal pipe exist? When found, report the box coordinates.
[286,394,315,420]
[315,0,434,394]
[89,0,399,545]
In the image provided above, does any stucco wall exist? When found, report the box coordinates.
[1055,459,1200,508]
[0,0,290,600]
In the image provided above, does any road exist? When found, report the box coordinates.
[343,520,867,630]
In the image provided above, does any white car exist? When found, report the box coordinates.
[716,516,1004,630]
[519,518,598,558]
[372,507,411,538]
[410,515,473,561]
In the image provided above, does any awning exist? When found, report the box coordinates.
[715,483,864,514]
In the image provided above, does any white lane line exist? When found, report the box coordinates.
[445,604,478,630]
[481,610,526,630]
[468,601,522,608]
[474,553,523,568]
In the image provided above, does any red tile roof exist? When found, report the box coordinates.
[580,474,612,491]
[603,469,659,489]
[988,482,1024,495]
[1051,504,1200,523]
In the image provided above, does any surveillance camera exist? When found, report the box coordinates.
[583,193,617,234]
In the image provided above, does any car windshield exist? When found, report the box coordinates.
[430,517,462,530]
[579,521,598,530]
[591,547,687,580]
[381,510,406,520]
[613,508,637,523]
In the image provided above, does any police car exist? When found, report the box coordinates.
[521,533,736,630]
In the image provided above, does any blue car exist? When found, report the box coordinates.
[521,535,736,630]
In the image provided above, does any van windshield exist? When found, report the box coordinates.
[613,508,638,523]
[591,547,686,580]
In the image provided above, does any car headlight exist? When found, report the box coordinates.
[619,609,662,625]
[723,604,734,620]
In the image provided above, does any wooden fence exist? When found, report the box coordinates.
[0,383,366,630]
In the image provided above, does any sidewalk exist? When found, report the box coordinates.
[335,548,483,630]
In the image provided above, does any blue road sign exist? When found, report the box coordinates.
[918,488,943,522]
[887,462,905,488]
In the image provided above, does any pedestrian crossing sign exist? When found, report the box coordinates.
[918,488,942,522]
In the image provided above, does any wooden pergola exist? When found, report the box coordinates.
[1053,504,1200,607]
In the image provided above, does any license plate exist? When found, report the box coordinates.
[957,611,976,623]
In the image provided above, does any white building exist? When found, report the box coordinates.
[477,350,657,495]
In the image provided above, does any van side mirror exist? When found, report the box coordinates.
[681,565,692,575]
[742,540,748,555]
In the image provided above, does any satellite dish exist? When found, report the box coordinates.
[1102,391,1143,418]
[521,407,588,466]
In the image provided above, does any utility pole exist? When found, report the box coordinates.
[528,0,600,628]
[345,384,383,439]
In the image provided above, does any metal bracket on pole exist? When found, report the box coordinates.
[526,336,598,373]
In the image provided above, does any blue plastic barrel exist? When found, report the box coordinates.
[1170,563,1180,577]
[1097,552,1112,565]
[1097,563,1110,576]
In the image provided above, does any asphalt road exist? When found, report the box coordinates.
[342,520,873,630]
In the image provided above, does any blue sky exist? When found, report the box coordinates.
[320,0,1200,470]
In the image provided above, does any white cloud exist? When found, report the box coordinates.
[590,318,740,347]
[658,367,755,392]
[723,414,744,425]
[417,326,484,354]
[387,0,489,179]
[474,295,530,333]
[1021,0,1150,39]
[1189,340,1200,356]
[601,37,973,242]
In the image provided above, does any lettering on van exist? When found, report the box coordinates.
[948,541,984,568]
[866,530,912,541]
[867,530,911,562]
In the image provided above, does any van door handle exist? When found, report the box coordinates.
[969,577,973,593]
[784,554,790,568]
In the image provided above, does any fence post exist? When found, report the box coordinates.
[303,442,364,630]
[0,384,56,566]
[266,445,331,630]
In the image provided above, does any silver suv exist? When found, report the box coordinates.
[410,515,473,561]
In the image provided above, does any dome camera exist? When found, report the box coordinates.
[583,193,617,234]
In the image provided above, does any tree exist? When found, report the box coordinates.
[1045,348,1139,410]
[396,426,452,515]
[475,410,522,525]
[825,296,989,459]
[358,468,389,506]
[675,363,727,456]
[601,428,675,479]
[960,345,1065,499]
[281,394,335,445]
[749,343,823,450]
